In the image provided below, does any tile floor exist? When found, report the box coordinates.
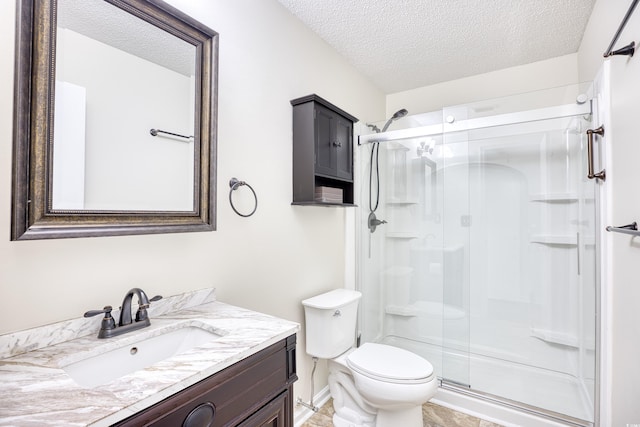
[301,399,504,427]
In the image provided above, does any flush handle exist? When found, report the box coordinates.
[333,309,341,317]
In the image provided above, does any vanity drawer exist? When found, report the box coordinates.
[113,334,296,427]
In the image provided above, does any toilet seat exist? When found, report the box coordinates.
[346,343,434,384]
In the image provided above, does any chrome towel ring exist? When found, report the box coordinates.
[229,178,258,217]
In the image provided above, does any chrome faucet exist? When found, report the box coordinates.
[84,288,162,339]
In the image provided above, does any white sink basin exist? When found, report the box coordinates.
[62,325,221,388]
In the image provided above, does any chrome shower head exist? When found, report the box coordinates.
[381,108,408,132]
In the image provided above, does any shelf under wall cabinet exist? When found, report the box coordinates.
[292,201,357,207]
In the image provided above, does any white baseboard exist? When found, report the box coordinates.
[294,385,332,427]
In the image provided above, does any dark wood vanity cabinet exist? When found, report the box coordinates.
[291,94,358,205]
[113,335,297,427]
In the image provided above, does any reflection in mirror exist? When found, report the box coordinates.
[11,0,218,239]
[54,0,196,211]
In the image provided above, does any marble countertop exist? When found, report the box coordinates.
[0,288,299,426]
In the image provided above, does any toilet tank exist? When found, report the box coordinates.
[302,289,362,359]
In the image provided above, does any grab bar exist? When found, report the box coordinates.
[606,222,640,236]
[586,126,606,181]
[603,0,638,57]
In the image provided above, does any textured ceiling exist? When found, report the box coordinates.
[58,0,195,77]
[276,0,596,94]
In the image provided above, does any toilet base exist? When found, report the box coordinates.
[333,411,375,427]
[332,402,424,427]
[376,405,423,427]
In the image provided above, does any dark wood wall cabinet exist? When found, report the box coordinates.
[291,94,358,206]
[113,334,297,427]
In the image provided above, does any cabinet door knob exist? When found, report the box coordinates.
[332,141,342,147]
[183,402,215,427]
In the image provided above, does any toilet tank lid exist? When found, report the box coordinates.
[302,289,362,309]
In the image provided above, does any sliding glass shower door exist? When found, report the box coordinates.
[358,85,597,425]
[439,103,596,422]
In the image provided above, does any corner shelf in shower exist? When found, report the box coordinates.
[530,234,577,245]
[529,193,578,202]
[386,301,467,319]
[530,327,579,348]
[385,305,419,317]
[386,199,419,205]
[386,232,419,239]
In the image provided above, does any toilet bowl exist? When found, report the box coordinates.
[328,343,437,427]
[302,289,437,427]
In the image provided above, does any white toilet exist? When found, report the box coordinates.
[302,289,437,427]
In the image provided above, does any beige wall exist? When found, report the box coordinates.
[386,53,579,116]
[579,0,640,425]
[0,0,384,408]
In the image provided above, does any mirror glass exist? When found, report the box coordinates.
[54,0,196,211]
[11,0,218,240]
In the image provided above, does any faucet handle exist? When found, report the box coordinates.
[138,295,162,309]
[84,306,117,337]
[84,305,113,318]
[135,295,162,322]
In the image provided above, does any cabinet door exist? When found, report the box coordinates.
[334,115,353,180]
[314,104,353,180]
[237,390,288,427]
[314,104,335,177]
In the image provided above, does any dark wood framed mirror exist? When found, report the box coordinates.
[11,0,218,240]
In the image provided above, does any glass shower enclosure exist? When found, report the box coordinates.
[357,84,598,425]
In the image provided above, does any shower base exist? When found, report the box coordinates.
[382,335,593,426]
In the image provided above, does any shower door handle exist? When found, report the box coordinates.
[586,126,606,181]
